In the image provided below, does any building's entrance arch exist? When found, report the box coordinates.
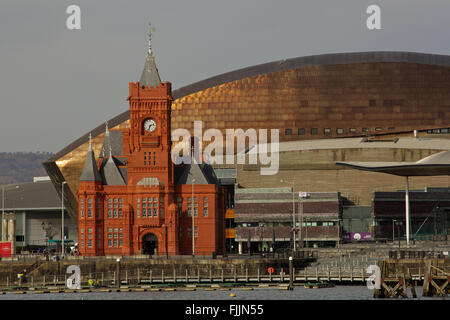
[142,233,158,255]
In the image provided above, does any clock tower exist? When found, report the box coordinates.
[77,25,226,257]
[125,32,174,188]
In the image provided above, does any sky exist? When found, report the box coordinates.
[1,0,450,153]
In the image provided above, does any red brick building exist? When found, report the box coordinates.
[76,38,226,256]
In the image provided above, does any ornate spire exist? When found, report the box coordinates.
[88,133,92,151]
[139,22,161,88]
[101,122,110,158]
[80,133,102,182]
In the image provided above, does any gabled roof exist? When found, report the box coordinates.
[101,129,123,157]
[175,162,219,185]
[100,156,126,185]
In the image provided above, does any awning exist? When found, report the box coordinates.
[336,150,450,176]
[47,239,74,243]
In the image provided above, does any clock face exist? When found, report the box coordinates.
[143,119,157,133]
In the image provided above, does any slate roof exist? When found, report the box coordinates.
[79,144,102,182]
[101,129,123,158]
[139,54,161,89]
[100,156,126,185]
[175,163,219,185]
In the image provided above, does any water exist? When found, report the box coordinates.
[0,285,442,300]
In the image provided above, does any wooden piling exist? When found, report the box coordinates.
[423,260,432,296]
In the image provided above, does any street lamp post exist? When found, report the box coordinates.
[280,179,296,252]
[392,219,397,243]
[61,181,67,259]
[191,178,195,257]
[405,176,411,246]
[299,197,303,249]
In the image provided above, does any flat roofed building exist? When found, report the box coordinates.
[0,180,74,251]
[234,187,342,251]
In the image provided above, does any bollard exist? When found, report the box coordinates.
[116,258,121,288]
[289,256,294,290]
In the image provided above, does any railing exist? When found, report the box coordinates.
[0,266,384,289]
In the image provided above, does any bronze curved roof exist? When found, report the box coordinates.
[44,51,450,163]
[42,50,450,220]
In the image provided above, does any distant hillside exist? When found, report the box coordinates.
[0,152,53,185]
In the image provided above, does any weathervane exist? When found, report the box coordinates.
[147,22,156,55]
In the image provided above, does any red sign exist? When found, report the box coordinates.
[0,242,11,258]
[267,267,274,274]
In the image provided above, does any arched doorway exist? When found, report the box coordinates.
[142,233,158,255]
